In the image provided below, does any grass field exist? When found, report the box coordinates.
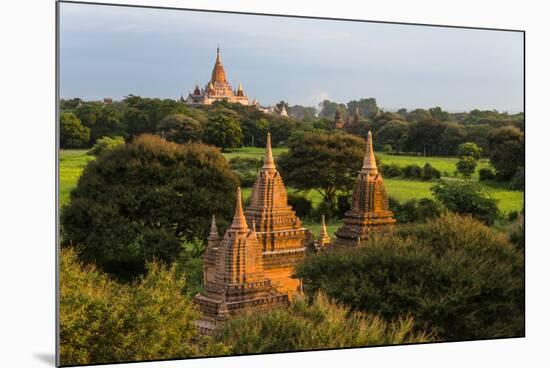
[59,147,524,216]
[59,149,94,206]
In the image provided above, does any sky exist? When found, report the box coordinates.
[59,3,524,112]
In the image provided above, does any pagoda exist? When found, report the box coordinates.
[333,131,396,246]
[186,47,250,106]
[331,107,345,129]
[194,188,288,335]
[245,133,312,295]
[314,215,331,251]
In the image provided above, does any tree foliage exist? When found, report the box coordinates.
[204,113,243,150]
[60,112,90,148]
[295,214,524,341]
[278,132,365,205]
[86,135,125,156]
[59,247,225,366]
[488,126,524,180]
[431,181,499,225]
[61,134,239,278]
[216,292,431,354]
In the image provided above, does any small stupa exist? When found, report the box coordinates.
[333,131,396,246]
[314,215,331,251]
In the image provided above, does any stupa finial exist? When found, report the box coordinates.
[263,132,276,170]
[230,187,248,230]
[361,131,378,175]
[209,215,218,237]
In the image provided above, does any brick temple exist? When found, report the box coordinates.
[194,188,289,335]
[245,133,312,295]
[333,131,396,246]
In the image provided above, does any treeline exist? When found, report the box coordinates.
[60,96,523,155]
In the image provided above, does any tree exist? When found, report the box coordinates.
[91,106,125,143]
[278,132,365,206]
[295,214,524,341]
[488,126,524,180]
[157,114,203,143]
[429,106,451,121]
[465,124,492,154]
[204,113,243,150]
[60,112,90,148]
[61,135,239,278]
[60,247,225,366]
[216,292,431,354]
[241,118,269,147]
[318,100,347,118]
[456,142,482,179]
[346,98,379,119]
[431,181,499,225]
[406,108,431,123]
[375,120,408,152]
[123,95,188,137]
[87,136,125,156]
[406,118,445,155]
[439,122,467,155]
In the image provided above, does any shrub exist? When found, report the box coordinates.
[402,164,422,178]
[381,163,402,178]
[216,292,432,354]
[87,136,125,156]
[287,193,313,218]
[416,198,443,220]
[507,210,519,222]
[313,200,340,221]
[456,155,477,179]
[59,247,225,366]
[382,144,393,153]
[506,216,525,249]
[431,181,500,225]
[61,135,239,279]
[296,214,524,341]
[478,167,495,181]
[389,197,442,223]
[421,163,441,180]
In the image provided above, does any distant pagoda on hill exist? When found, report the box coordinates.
[185,47,250,106]
[333,131,396,246]
[194,187,288,335]
[245,133,312,295]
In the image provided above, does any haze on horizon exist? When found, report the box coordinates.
[59,3,524,113]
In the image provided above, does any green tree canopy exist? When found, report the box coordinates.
[278,132,365,206]
[61,134,239,278]
[204,113,243,150]
[157,113,204,143]
[216,292,431,354]
[60,112,90,148]
[375,120,408,152]
[431,180,499,225]
[488,126,524,180]
[59,247,225,366]
[295,214,524,341]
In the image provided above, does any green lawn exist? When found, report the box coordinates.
[59,149,94,206]
[59,148,523,215]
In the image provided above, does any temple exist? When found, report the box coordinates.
[194,188,289,335]
[333,131,396,246]
[245,133,312,295]
[186,48,250,106]
[314,215,331,251]
[331,107,345,129]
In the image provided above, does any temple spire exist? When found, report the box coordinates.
[320,215,329,238]
[361,131,378,175]
[230,187,248,230]
[263,133,276,170]
[209,215,219,238]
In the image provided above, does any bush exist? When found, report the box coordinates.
[431,181,500,225]
[421,163,441,180]
[381,163,402,178]
[296,214,524,341]
[313,200,340,221]
[287,194,313,218]
[456,155,477,179]
[216,292,432,354]
[61,135,239,279]
[87,136,125,156]
[382,144,393,153]
[59,247,225,366]
[506,216,525,249]
[507,210,519,222]
[478,167,495,181]
[402,164,422,178]
[389,197,442,223]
